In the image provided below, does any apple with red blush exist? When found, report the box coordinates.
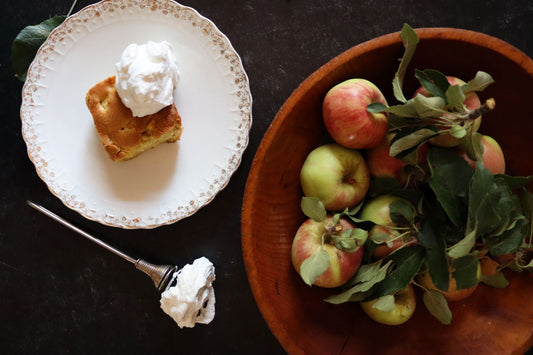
[457,134,505,174]
[366,134,428,186]
[291,215,365,288]
[323,79,389,149]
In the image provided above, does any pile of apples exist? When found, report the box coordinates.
[291,75,508,326]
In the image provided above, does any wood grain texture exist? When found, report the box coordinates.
[242,28,533,355]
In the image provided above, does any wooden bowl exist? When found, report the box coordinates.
[242,28,533,355]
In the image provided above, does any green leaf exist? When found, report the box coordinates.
[392,23,419,103]
[372,295,396,312]
[418,199,450,291]
[367,245,425,299]
[370,232,396,248]
[449,124,467,139]
[464,71,495,93]
[452,255,479,290]
[386,101,420,118]
[519,189,533,247]
[334,228,368,253]
[446,85,466,108]
[389,199,417,225]
[448,229,477,259]
[389,127,438,157]
[480,271,509,288]
[494,174,533,190]
[301,197,327,222]
[11,16,66,82]
[485,218,527,256]
[367,102,388,113]
[459,131,484,162]
[427,147,473,226]
[423,290,452,325]
[300,248,330,286]
[412,95,447,118]
[325,260,393,304]
[415,69,450,100]
[389,114,424,129]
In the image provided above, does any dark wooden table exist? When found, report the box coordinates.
[2,0,532,354]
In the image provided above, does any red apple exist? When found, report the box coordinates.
[457,134,505,174]
[366,134,428,186]
[359,194,417,259]
[323,78,389,149]
[360,284,417,325]
[291,216,364,288]
[300,143,370,211]
[414,76,482,147]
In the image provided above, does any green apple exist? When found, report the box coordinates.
[300,143,370,211]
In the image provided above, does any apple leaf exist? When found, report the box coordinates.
[389,127,438,158]
[448,229,477,259]
[519,189,533,248]
[299,247,330,286]
[459,131,484,161]
[449,124,467,139]
[494,174,533,190]
[334,228,368,253]
[427,147,473,227]
[301,197,327,222]
[464,71,495,93]
[446,85,467,110]
[392,23,419,103]
[367,245,425,300]
[389,199,418,226]
[412,95,447,118]
[451,255,479,290]
[367,102,388,113]
[371,294,395,312]
[414,69,450,100]
[325,260,393,304]
[423,290,452,325]
[417,198,450,292]
[11,16,67,82]
[370,231,397,248]
[479,271,509,289]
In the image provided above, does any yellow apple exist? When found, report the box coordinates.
[360,284,416,325]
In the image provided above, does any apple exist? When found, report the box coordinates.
[457,134,505,174]
[366,134,428,186]
[323,78,389,149]
[417,265,481,302]
[300,143,370,211]
[359,194,417,259]
[360,284,417,325]
[291,216,364,288]
[414,76,482,147]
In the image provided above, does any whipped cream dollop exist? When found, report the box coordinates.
[115,41,179,117]
[160,257,216,328]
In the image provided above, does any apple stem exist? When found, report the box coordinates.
[460,98,496,123]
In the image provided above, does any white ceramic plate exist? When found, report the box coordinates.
[21,0,252,229]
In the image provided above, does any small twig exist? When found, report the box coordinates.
[67,0,78,17]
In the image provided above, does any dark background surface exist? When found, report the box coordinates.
[1,0,532,354]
